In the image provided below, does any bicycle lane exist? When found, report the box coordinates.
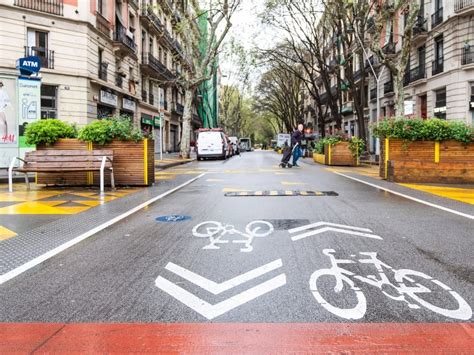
[0,152,473,351]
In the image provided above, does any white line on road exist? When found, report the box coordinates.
[288,221,373,234]
[165,259,283,295]
[333,172,474,220]
[291,227,383,241]
[0,173,206,285]
[155,273,287,320]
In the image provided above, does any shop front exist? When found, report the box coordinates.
[97,89,117,119]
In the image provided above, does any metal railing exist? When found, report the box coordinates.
[141,6,163,33]
[24,46,54,69]
[431,7,443,29]
[404,65,426,85]
[432,58,444,75]
[413,15,427,35]
[370,88,377,100]
[384,81,394,95]
[114,26,137,52]
[99,62,108,81]
[462,47,474,65]
[353,69,362,82]
[142,52,176,81]
[455,0,474,12]
[173,102,184,115]
[14,0,63,16]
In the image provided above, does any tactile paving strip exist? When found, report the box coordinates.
[224,191,339,197]
[0,175,194,276]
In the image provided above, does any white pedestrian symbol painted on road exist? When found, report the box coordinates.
[309,249,472,320]
[288,222,382,241]
[155,259,286,320]
[192,220,274,252]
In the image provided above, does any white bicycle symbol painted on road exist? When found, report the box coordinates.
[310,249,472,320]
[192,220,274,252]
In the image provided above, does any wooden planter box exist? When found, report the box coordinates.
[380,138,474,183]
[313,142,358,166]
[37,138,155,186]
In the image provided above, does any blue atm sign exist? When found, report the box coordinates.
[16,56,41,76]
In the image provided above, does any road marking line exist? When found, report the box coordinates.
[155,274,287,320]
[165,259,283,295]
[291,226,383,241]
[333,172,474,220]
[0,173,206,285]
[289,221,373,234]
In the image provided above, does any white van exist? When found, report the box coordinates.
[196,130,227,160]
[239,137,252,152]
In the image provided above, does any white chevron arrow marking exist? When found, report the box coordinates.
[155,273,286,320]
[164,259,283,295]
[289,222,382,241]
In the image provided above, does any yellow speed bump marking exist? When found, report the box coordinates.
[281,181,307,186]
[285,191,294,196]
[254,191,263,196]
[0,225,17,240]
[270,191,278,196]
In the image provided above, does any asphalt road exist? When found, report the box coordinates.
[0,151,473,324]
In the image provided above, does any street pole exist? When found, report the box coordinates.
[160,113,163,161]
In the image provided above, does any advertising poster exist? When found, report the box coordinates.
[0,76,18,167]
[18,78,41,152]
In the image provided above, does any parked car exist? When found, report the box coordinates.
[239,137,252,152]
[229,136,240,155]
[196,129,228,160]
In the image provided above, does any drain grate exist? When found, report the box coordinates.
[224,190,338,197]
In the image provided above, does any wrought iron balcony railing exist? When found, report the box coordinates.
[24,46,55,69]
[14,0,63,16]
[455,0,474,12]
[462,46,474,65]
[431,7,444,29]
[114,25,137,52]
[404,65,426,86]
[432,58,444,75]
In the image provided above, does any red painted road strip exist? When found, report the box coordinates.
[1,323,473,353]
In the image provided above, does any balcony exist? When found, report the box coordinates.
[142,90,148,103]
[141,52,176,81]
[162,28,174,47]
[113,25,137,56]
[140,6,163,34]
[412,15,428,44]
[149,93,154,106]
[462,46,474,66]
[384,81,394,95]
[370,87,377,101]
[404,65,426,86]
[455,0,474,14]
[96,11,110,38]
[14,0,63,16]
[24,46,54,69]
[173,102,184,116]
[365,56,377,70]
[341,101,353,115]
[353,69,362,82]
[129,0,139,9]
[98,62,108,81]
[432,58,444,76]
[115,73,123,88]
[431,7,443,29]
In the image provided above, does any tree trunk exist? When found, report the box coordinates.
[180,87,195,159]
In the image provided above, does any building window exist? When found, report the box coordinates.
[98,48,107,80]
[41,85,57,119]
[27,28,53,69]
[432,35,444,75]
[98,0,104,14]
[434,88,446,119]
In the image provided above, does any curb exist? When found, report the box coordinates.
[156,159,195,170]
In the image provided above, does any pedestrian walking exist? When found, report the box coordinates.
[0,80,12,140]
[291,123,304,167]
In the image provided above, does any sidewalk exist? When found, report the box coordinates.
[155,152,196,169]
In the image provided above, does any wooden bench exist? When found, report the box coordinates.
[8,150,115,192]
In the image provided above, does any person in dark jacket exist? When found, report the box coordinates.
[291,124,304,167]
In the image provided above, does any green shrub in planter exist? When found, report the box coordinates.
[25,119,77,145]
[315,136,365,157]
[371,118,473,143]
[78,116,144,145]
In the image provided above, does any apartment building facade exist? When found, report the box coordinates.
[0,0,204,166]
[303,0,474,155]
